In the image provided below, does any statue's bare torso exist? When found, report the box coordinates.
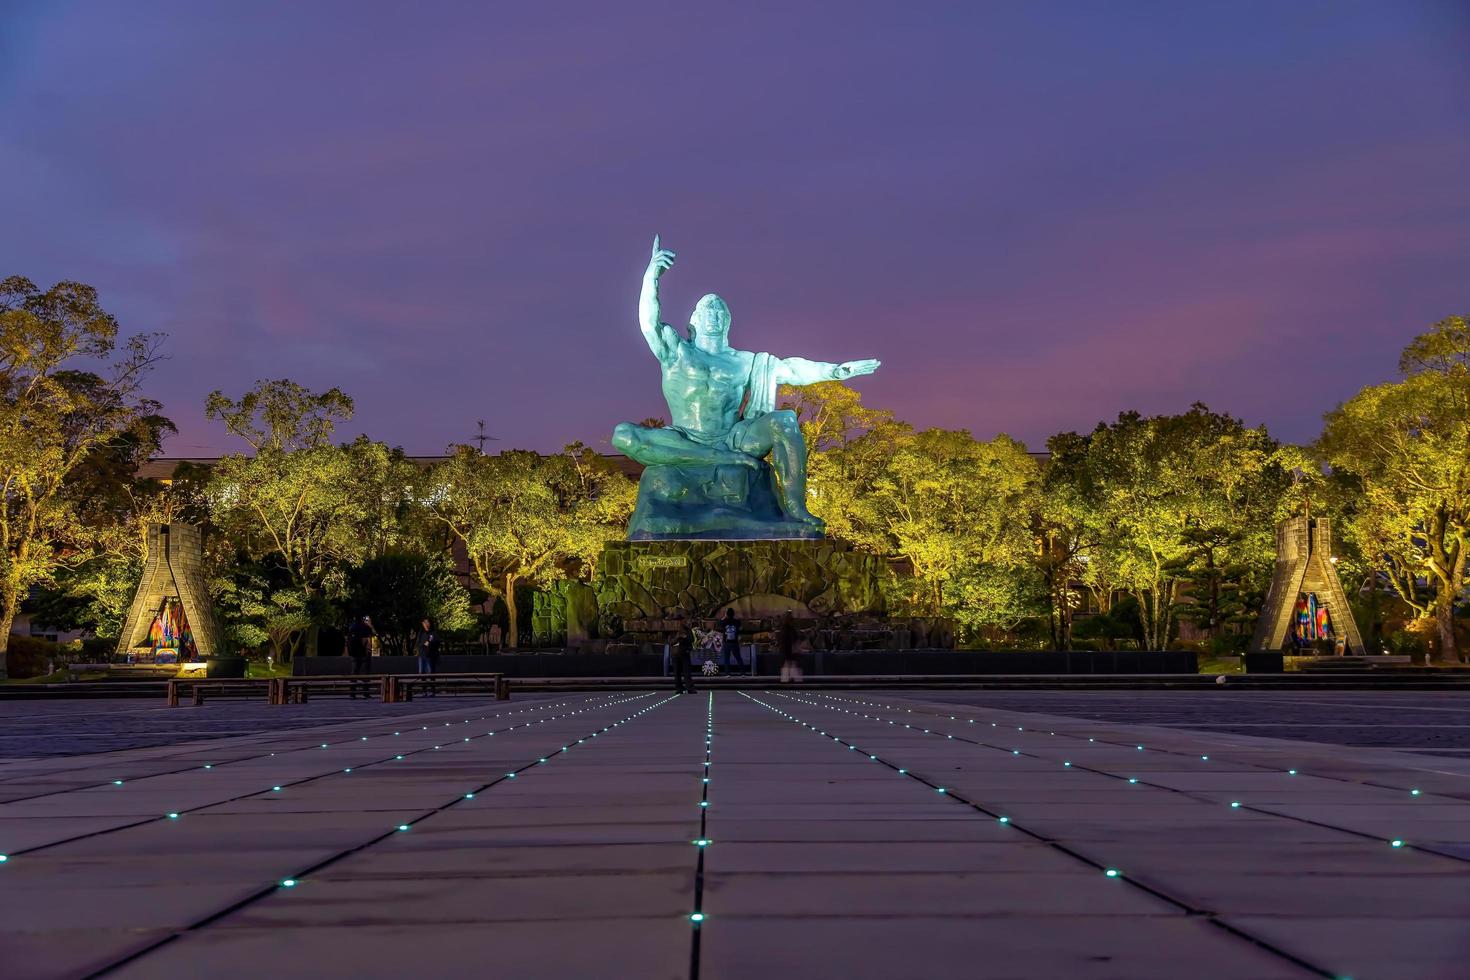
[661,342,755,445]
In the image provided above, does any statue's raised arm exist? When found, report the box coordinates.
[638,235,681,362]
[775,356,882,386]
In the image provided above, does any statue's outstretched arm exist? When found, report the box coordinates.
[639,235,680,362]
[776,356,882,386]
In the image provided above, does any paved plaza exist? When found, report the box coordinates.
[2,690,1468,979]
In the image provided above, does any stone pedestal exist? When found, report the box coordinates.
[595,538,884,626]
[628,462,822,540]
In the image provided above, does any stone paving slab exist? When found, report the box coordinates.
[699,916,1307,980]
[112,919,692,980]
[2,688,1469,978]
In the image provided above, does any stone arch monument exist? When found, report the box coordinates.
[116,523,228,663]
[1249,515,1365,655]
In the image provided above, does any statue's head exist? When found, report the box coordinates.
[689,294,731,345]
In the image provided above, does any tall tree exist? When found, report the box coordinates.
[781,380,909,547]
[30,416,179,638]
[204,382,420,657]
[205,379,352,452]
[427,444,634,647]
[866,428,1043,638]
[1051,405,1293,650]
[0,276,163,677]
[1035,431,1095,650]
[344,551,474,656]
[1319,315,1470,662]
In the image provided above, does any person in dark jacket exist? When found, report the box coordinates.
[778,611,801,683]
[670,611,695,694]
[719,608,744,669]
[346,614,377,699]
[415,617,440,696]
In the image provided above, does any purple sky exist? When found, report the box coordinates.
[3,1,1468,455]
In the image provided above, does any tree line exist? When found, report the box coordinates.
[2,274,1467,677]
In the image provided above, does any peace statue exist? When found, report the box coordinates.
[612,236,880,539]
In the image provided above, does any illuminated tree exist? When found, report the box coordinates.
[205,379,352,452]
[427,444,634,647]
[1035,431,1095,650]
[29,417,179,638]
[0,277,163,678]
[204,382,421,657]
[1319,315,1470,662]
[868,429,1043,637]
[781,380,908,546]
[784,384,1045,641]
[1050,405,1293,650]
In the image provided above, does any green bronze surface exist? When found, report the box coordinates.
[612,236,879,540]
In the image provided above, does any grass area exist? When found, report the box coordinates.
[3,658,291,684]
[1197,656,1245,675]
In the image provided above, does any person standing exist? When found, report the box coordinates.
[670,612,695,694]
[415,617,440,697]
[778,611,801,683]
[346,614,377,699]
[720,608,743,670]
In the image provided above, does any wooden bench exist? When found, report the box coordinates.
[167,677,278,706]
[387,673,508,702]
[276,675,390,704]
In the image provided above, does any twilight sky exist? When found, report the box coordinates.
[2,1,1468,455]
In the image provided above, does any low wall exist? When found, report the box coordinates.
[297,654,668,677]
[788,650,1198,675]
[297,649,1197,677]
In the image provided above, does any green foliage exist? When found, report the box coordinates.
[427,443,634,646]
[28,414,179,640]
[0,275,164,676]
[785,383,1045,641]
[344,551,474,655]
[1046,404,1293,650]
[203,383,424,654]
[1072,595,1144,650]
[868,429,1042,628]
[208,559,282,654]
[1319,315,1470,661]
[205,379,353,452]
[29,558,142,638]
[783,380,909,544]
[4,633,57,679]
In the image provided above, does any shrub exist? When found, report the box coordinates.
[80,637,116,662]
[1208,633,1249,656]
[1386,629,1427,663]
[6,634,58,679]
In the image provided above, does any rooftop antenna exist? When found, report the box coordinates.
[473,420,499,454]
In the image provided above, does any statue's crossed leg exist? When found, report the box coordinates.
[611,409,820,528]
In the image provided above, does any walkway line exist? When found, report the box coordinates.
[688,691,713,980]
[0,693,623,801]
[816,691,1470,802]
[799,691,1470,864]
[2,693,650,860]
[741,691,1335,980]
[85,690,679,979]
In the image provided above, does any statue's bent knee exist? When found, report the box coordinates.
[771,409,801,435]
[611,422,640,454]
